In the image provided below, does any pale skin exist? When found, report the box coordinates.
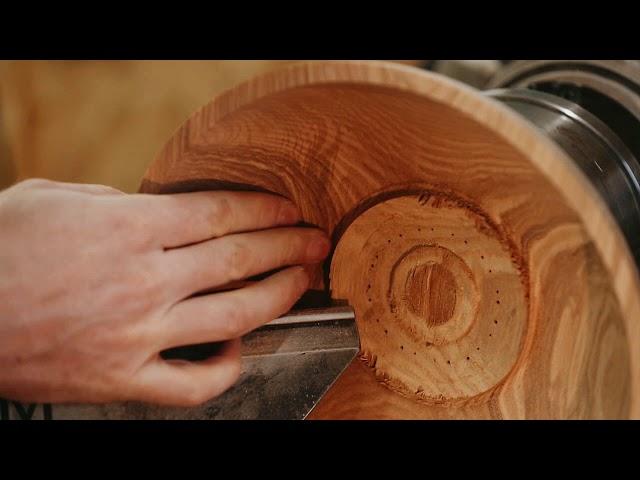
[0,179,330,406]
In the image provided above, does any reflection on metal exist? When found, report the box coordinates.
[486,61,640,268]
[487,60,640,120]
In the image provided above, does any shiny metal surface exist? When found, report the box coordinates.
[486,88,640,265]
[487,60,640,176]
[487,61,640,117]
[267,305,356,326]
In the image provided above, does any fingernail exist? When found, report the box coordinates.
[306,234,331,261]
[278,202,301,225]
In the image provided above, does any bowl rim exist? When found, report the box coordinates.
[146,60,640,417]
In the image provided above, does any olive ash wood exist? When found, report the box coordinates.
[141,61,640,419]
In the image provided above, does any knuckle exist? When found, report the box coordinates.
[271,198,289,221]
[277,230,311,262]
[140,273,164,303]
[109,211,153,249]
[123,268,165,314]
[19,178,54,190]
[108,210,137,233]
[222,241,252,281]
[131,228,155,251]
[291,231,311,256]
[207,197,233,236]
[220,299,248,337]
[100,185,123,195]
[282,268,309,301]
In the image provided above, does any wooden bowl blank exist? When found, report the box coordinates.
[140,61,640,419]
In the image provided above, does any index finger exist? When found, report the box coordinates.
[121,190,302,249]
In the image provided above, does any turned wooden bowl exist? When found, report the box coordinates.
[140,61,640,419]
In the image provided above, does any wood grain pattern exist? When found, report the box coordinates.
[140,61,640,419]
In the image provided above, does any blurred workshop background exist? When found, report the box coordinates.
[0,60,503,192]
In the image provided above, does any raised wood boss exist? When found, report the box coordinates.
[140,61,640,419]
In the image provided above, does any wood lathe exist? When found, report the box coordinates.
[3,60,640,420]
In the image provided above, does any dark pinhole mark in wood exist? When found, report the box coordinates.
[400,345,404,350]
[481,255,484,259]
[496,300,500,305]
[466,357,470,361]
[494,320,498,324]
[447,360,451,365]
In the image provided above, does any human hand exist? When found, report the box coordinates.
[0,179,329,406]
